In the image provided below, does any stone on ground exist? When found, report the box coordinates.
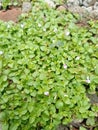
[22,2,32,13]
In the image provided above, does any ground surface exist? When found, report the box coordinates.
[0,7,21,22]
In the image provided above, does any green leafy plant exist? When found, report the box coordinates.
[1,0,23,9]
[80,127,86,130]
[0,0,98,130]
[1,0,10,9]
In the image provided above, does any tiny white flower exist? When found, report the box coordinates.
[86,76,91,84]
[65,30,70,36]
[54,28,57,32]
[54,95,57,100]
[53,40,55,43]
[64,94,68,97]
[43,28,46,31]
[49,2,55,8]
[0,51,3,55]
[7,24,10,28]
[20,24,24,28]
[38,23,41,27]
[75,56,80,60]
[63,64,67,69]
[44,91,49,96]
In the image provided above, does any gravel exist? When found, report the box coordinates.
[66,0,98,19]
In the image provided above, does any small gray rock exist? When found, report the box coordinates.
[71,119,83,128]
[66,0,98,19]
[56,124,69,130]
[67,5,91,19]
[57,6,66,11]
[82,0,91,7]
[22,2,32,13]
[44,0,56,8]
[87,93,98,104]
[79,0,83,6]
[68,5,87,14]
[67,0,80,7]
[90,10,98,19]
[83,0,97,7]
[85,6,93,12]
[93,2,98,9]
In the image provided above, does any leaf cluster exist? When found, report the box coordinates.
[1,0,23,9]
[0,1,98,130]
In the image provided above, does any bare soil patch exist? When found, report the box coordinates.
[0,7,21,22]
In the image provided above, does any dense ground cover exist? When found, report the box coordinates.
[1,0,22,10]
[0,1,98,130]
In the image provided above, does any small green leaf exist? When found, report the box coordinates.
[65,98,71,104]
[40,46,46,51]
[79,107,86,113]
[3,95,8,103]
[80,126,86,130]
[56,100,64,109]
[17,85,23,90]
[9,122,19,130]
[2,122,9,130]
[86,117,95,126]
[24,89,29,94]
[0,60,2,73]
[2,75,7,81]
[29,116,35,124]
[95,65,98,75]
[0,112,7,121]
[94,76,98,83]
[28,102,34,113]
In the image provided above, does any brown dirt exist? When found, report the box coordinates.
[0,7,22,22]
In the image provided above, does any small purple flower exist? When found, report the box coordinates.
[44,91,49,96]
[86,76,91,84]
[63,64,67,69]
